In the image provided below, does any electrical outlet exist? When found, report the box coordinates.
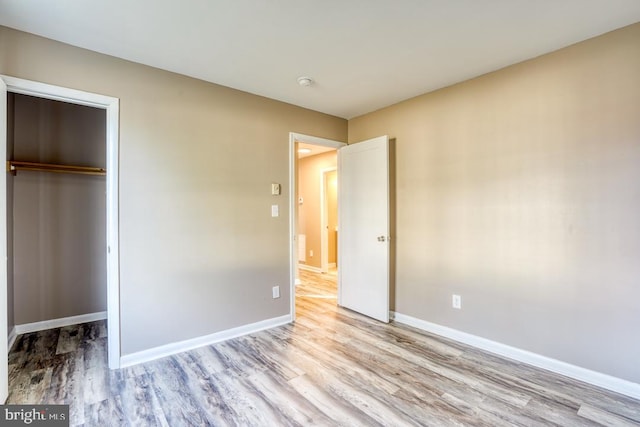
[309,250,313,257]
[452,294,462,309]
[272,286,280,299]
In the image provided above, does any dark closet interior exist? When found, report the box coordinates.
[6,93,107,336]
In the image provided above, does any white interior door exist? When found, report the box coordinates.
[338,135,390,322]
[0,78,9,402]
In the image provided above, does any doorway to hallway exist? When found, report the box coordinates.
[289,132,391,324]
[295,142,338,315]
[289,133,345,320]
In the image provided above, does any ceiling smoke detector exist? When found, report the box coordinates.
[297,76,314,87]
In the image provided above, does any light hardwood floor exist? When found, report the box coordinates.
[7,270,640,426]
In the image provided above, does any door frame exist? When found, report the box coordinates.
[0,75,121,369]
[320,167,337,273]
[289,132,345,320]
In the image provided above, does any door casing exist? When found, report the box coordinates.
[0,76,121,381]
[289,133,345,320]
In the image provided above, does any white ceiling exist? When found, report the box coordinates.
[297,142,336,159]
[1,1,639,119]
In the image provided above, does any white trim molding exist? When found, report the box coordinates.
[14,312,107,335]
[120,314,292,368]
[298,263,323,274]
[7,327,16,352]
[392,312,640,400]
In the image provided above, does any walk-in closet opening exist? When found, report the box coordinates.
[6,92,108,402]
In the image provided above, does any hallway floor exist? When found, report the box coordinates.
[296,268,337,304]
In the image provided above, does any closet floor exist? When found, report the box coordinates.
[7,298,640,426]
[8,320,108,424]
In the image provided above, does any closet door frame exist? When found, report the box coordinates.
[0,75,121,369]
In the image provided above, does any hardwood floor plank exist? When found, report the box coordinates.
[262,321,402,426]
[226,338,304,381]
[82,338,109,406]
[111,372,167,427]
[172,351,251,426]
[83,337,108,371]
[83,366,109,406]
[206,367,302,426]
[144,357,212,426]
[525,398,602,427]
[244,369,336,426]
[84,398,127,427]
[271,330,402,396]
[276,321,454,404]
[288,373,382,427]
[45,351,85,425]
[476,396,559,426]
[183,346,229,377]
[56,325,82,355]
[578,403,640,427]
[266,333,416,424]
[81,320,108,341]
[329,312,533,408]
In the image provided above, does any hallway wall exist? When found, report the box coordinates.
[297,151,337,270]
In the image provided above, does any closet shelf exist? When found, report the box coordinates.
[7,161,106,176]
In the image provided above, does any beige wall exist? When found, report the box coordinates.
[297,151,337,269]
[0,26,347,354]
[10,93,107,324]
[349,23,640,383]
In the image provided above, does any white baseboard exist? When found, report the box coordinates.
[299,264,323,274]
[7,326,16,351]
[14,311,107,335]
[328,262,337,269]
[392,312,640,401]
[120,314,292,368]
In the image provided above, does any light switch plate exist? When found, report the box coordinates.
[271,183,281,195]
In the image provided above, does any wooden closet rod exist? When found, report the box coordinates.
[7,161,106,176]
